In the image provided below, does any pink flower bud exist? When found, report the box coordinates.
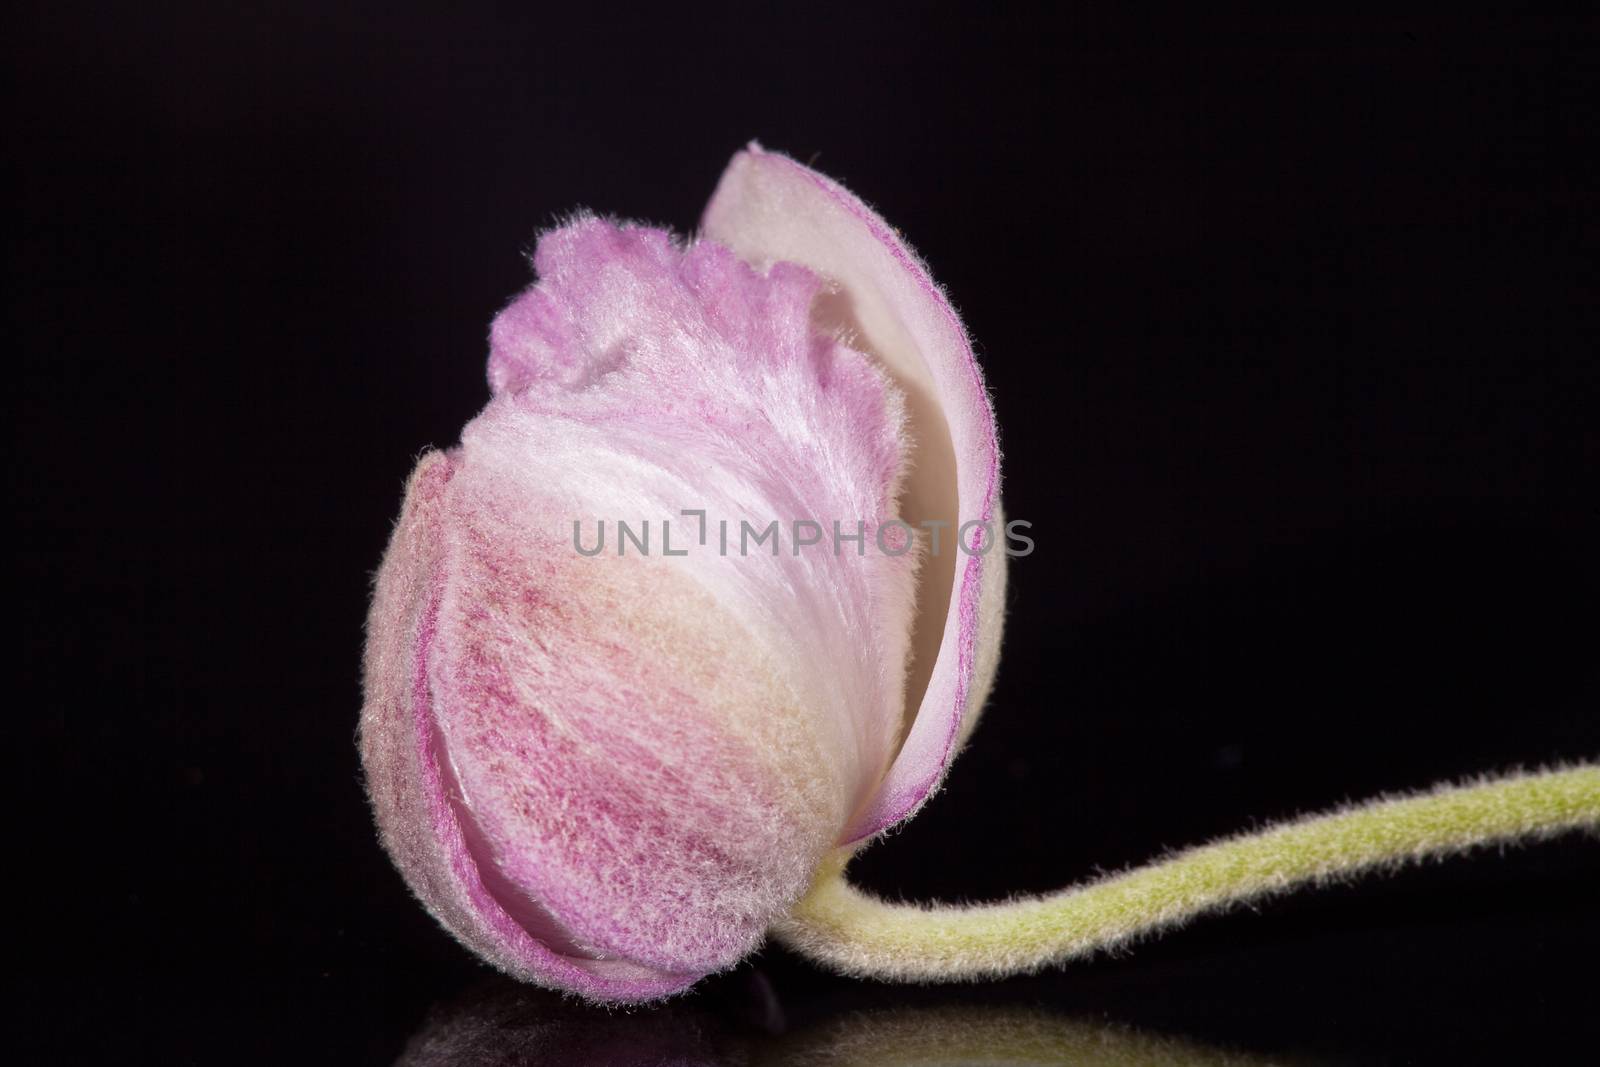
[360,146,1004,1001]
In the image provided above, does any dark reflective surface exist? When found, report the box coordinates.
[395,974,1304,1065]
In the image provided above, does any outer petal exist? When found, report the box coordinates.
[362,219,922,1000]
[360,452,697,1001]
[703,145,1006,841]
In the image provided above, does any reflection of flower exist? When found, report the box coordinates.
[394,980,738,1067]
[760,1008,1283,1067]
[393,978,1291,1067]
[361,145,1005,1002]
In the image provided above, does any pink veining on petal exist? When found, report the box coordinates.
[414,585,701,999]
[361,452,696,1002]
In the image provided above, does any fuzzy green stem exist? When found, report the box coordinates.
[777,765,1600,980]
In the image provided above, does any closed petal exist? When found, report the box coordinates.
[703,146,1007,841]
[362,218,922,1000]
[360,452,698,1001]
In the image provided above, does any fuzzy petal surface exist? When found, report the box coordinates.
[361,220,920,999]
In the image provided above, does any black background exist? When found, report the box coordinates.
[14,8,1597,1064]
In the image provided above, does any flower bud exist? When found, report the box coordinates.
[361,146,1005,1002]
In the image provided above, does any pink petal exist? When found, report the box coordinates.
[702,145,1007,842]
[360,453,697,1001]
[362,218,922,1000]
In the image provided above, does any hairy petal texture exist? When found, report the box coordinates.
[362,220,921,1000]
[703,145,1007,842]
[775,765,1600,980]
[360,454,696,1000]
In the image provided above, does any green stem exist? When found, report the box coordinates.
[776,765,1600,980]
